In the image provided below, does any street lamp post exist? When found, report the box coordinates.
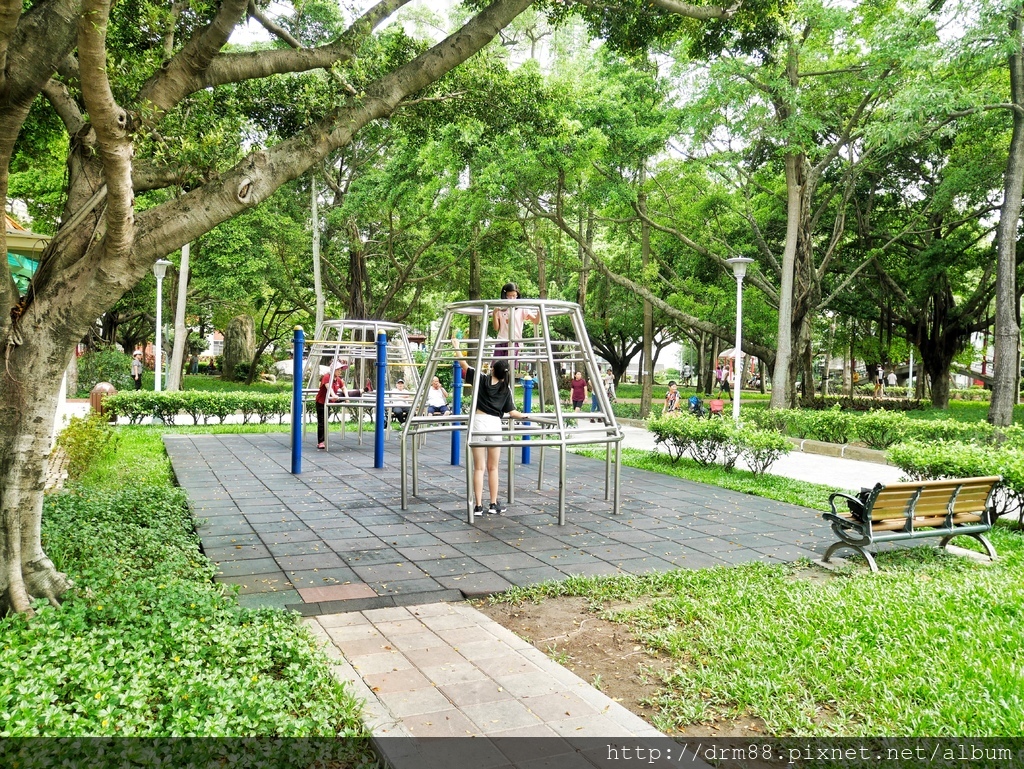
[153,259,172,392]
[726,257,754,423]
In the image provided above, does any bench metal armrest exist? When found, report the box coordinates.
[823,511,865,531]
[828,491,864,518]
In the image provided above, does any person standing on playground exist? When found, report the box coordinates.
[457,355,528,516]
[886,369,897,396]
[569,370,588,412]
[874,364,885,398]
[492,282,538,364]
[131,350,144,390]
[315,362,346,449]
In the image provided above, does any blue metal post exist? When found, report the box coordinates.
[522,375,533,465]
[451,360,463,466]
[374,332,386,468]
[291,326,304,475]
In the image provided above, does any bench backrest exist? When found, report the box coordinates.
[865,476,1001,528]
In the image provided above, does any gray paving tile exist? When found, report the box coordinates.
[213,557,282,577]
[285,567,360,586]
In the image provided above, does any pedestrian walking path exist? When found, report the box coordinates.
[303,602,666,744]
[617,423,906,489]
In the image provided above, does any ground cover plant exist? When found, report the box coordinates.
[488,526,1024,736]
[1,427,374,760]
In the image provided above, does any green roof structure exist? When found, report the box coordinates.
[6,214,49,295]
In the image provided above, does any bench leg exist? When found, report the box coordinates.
[939,532,997,561]
[823,541,879,572]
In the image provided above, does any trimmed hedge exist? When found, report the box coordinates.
[805,395,924,412]
[647,413,790,475]
[770,407,1011,449]
[887,440,1024,525]
[104,391,290,425]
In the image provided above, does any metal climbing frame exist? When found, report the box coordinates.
[303,319,420,449]
[399,299,623,525]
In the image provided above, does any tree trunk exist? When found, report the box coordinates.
[771,152,802,409]
[165,244,190,391]
[696,331,707,391]
[989,7,1024,427]
[468,221,482,341]
[706,334,720,396]
[576,209,587,309]
[926,355,953,410]
[222,314,255,382]
[0,337,76,613]
[638,174,654,418]
[66,349,79,399]
[312,178,325,333]
[346,219,368,319]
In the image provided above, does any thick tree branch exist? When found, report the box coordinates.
[132,162,185,192]
[133,0,535,263]
[162,0,189,58]
[1,0,80,106]
[525,195,776,365]
[78,0,134,259]
[0,0,22,92]
[136,0,249,118]
[138,0,413,123]
[633,200,779,302]
[578,0,743,21]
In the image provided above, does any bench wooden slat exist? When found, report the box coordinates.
[863,475,1001,492]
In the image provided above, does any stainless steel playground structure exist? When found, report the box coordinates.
[399,299,623,525]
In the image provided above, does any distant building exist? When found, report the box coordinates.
[6,214,50,295]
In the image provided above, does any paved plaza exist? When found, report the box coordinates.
[161,427,900,757]
[164,430,837,614]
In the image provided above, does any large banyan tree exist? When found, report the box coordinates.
[0,0,759,613]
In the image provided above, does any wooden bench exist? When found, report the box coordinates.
[822,475,1001,572]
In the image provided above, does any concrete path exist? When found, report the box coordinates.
[617,423,906,489]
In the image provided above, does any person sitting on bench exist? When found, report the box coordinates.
[391,379,411,424]
[426,376,451,416]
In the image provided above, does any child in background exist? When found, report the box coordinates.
[664,381,681,414]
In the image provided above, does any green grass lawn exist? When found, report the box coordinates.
[491,527,1024,736]
[508,443,1024,736]
[2,425,375,756]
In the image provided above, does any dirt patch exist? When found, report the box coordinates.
[475,595,768,738]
